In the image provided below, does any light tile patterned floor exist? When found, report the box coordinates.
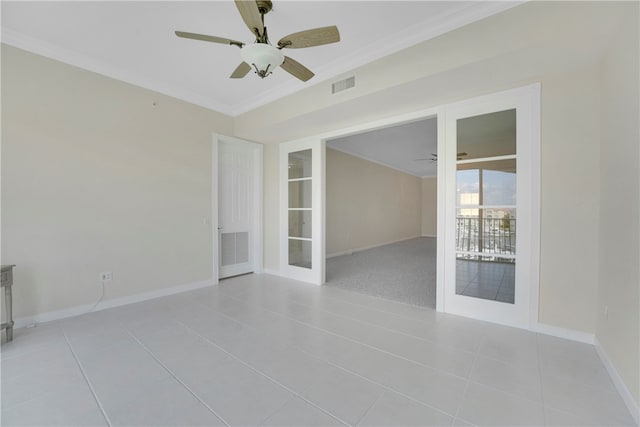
[1,274,635,426]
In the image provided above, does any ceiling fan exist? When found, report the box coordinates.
[414,152,469,162]
[175,0,340,82]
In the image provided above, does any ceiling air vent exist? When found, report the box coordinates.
[331,76,355,94]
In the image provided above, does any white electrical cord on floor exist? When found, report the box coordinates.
[85,279,106,315]
[29,277,106,329]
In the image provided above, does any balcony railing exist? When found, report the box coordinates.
[456,216,516,258]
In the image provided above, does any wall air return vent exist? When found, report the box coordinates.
[331,76,355,94]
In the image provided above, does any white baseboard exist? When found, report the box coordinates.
[262,268,281,276]
[326,235,422,259]
[534,322,595,344]
[421,234,437,238]
[326,250,353,259]
[13,279,215,329]
[594,338,640,425]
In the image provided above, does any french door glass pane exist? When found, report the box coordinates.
[288,180,312,209]
[456,208,516,257]
[456,109,516,160]
[289,239,312,269]
[457,159,516,206]
[288,149,313,269]
[288,149,312,179]
[288,210,312,239]
[289,179,311,209]
[455,109,517,303]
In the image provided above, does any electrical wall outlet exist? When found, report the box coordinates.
[604,305,609,320]
[100,272,112,282]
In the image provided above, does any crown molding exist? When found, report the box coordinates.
[327,144,432,178]
[228,1,524,115]
[2,1,523,117]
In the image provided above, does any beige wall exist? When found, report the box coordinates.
[326,149,421,256]
[597,7,640,405]
[1,45,233,319]
[258,21,612,342]
[537,66,602,334]
[421,177,437,237]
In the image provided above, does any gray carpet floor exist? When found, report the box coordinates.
[326,237,436,308]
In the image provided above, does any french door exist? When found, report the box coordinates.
[280,139,325,284]
[443,85,540,328]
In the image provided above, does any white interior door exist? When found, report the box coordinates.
[280,138,325,284]
[218,137,259,279]
[443,85,540,329]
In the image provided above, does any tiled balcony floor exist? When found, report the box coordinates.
[456,260,515,303]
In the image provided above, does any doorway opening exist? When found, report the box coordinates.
[324,117,438,308]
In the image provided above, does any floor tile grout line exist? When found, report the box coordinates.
[123,329,231,427]
[201,296,469,381]
[5,283,624,426]
[451,338,482,425]
[535,333,550,426]
[243,288,479,358]
[177,321,351,427]
[80,286,587,414]
[159,294,578,421]
[352,389,384,426]
[221,288,540,419]
[531,337,625,424]
[256,281,438,319]
[227,277,437,323]
[223,281,489,355]
[0,352,99,413]
[213,289,554,407]
[256,394,297,426]
[220,281,593,392]
[0,334,69,362]
[187,297,457,420]
[533,332,623,395]
[62,333,112,427]
[294,342,457,421]
[211,291,476,382]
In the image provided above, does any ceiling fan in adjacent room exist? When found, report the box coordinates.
[175,0,340,82]
[414,152,469,162]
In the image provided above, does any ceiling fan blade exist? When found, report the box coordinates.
[278,25,340,49]
[230,62,252,79]
[175,31,243,47]
[281,56,315,82]
[234,0,264,37]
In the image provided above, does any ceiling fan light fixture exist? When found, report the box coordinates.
[241,43,284,78]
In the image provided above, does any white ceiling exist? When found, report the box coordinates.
[327,118,438,178]
[1,1,519,116]
[326,108,518,178]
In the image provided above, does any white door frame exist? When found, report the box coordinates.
[279,83,540,330]
[212,133,263,283]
